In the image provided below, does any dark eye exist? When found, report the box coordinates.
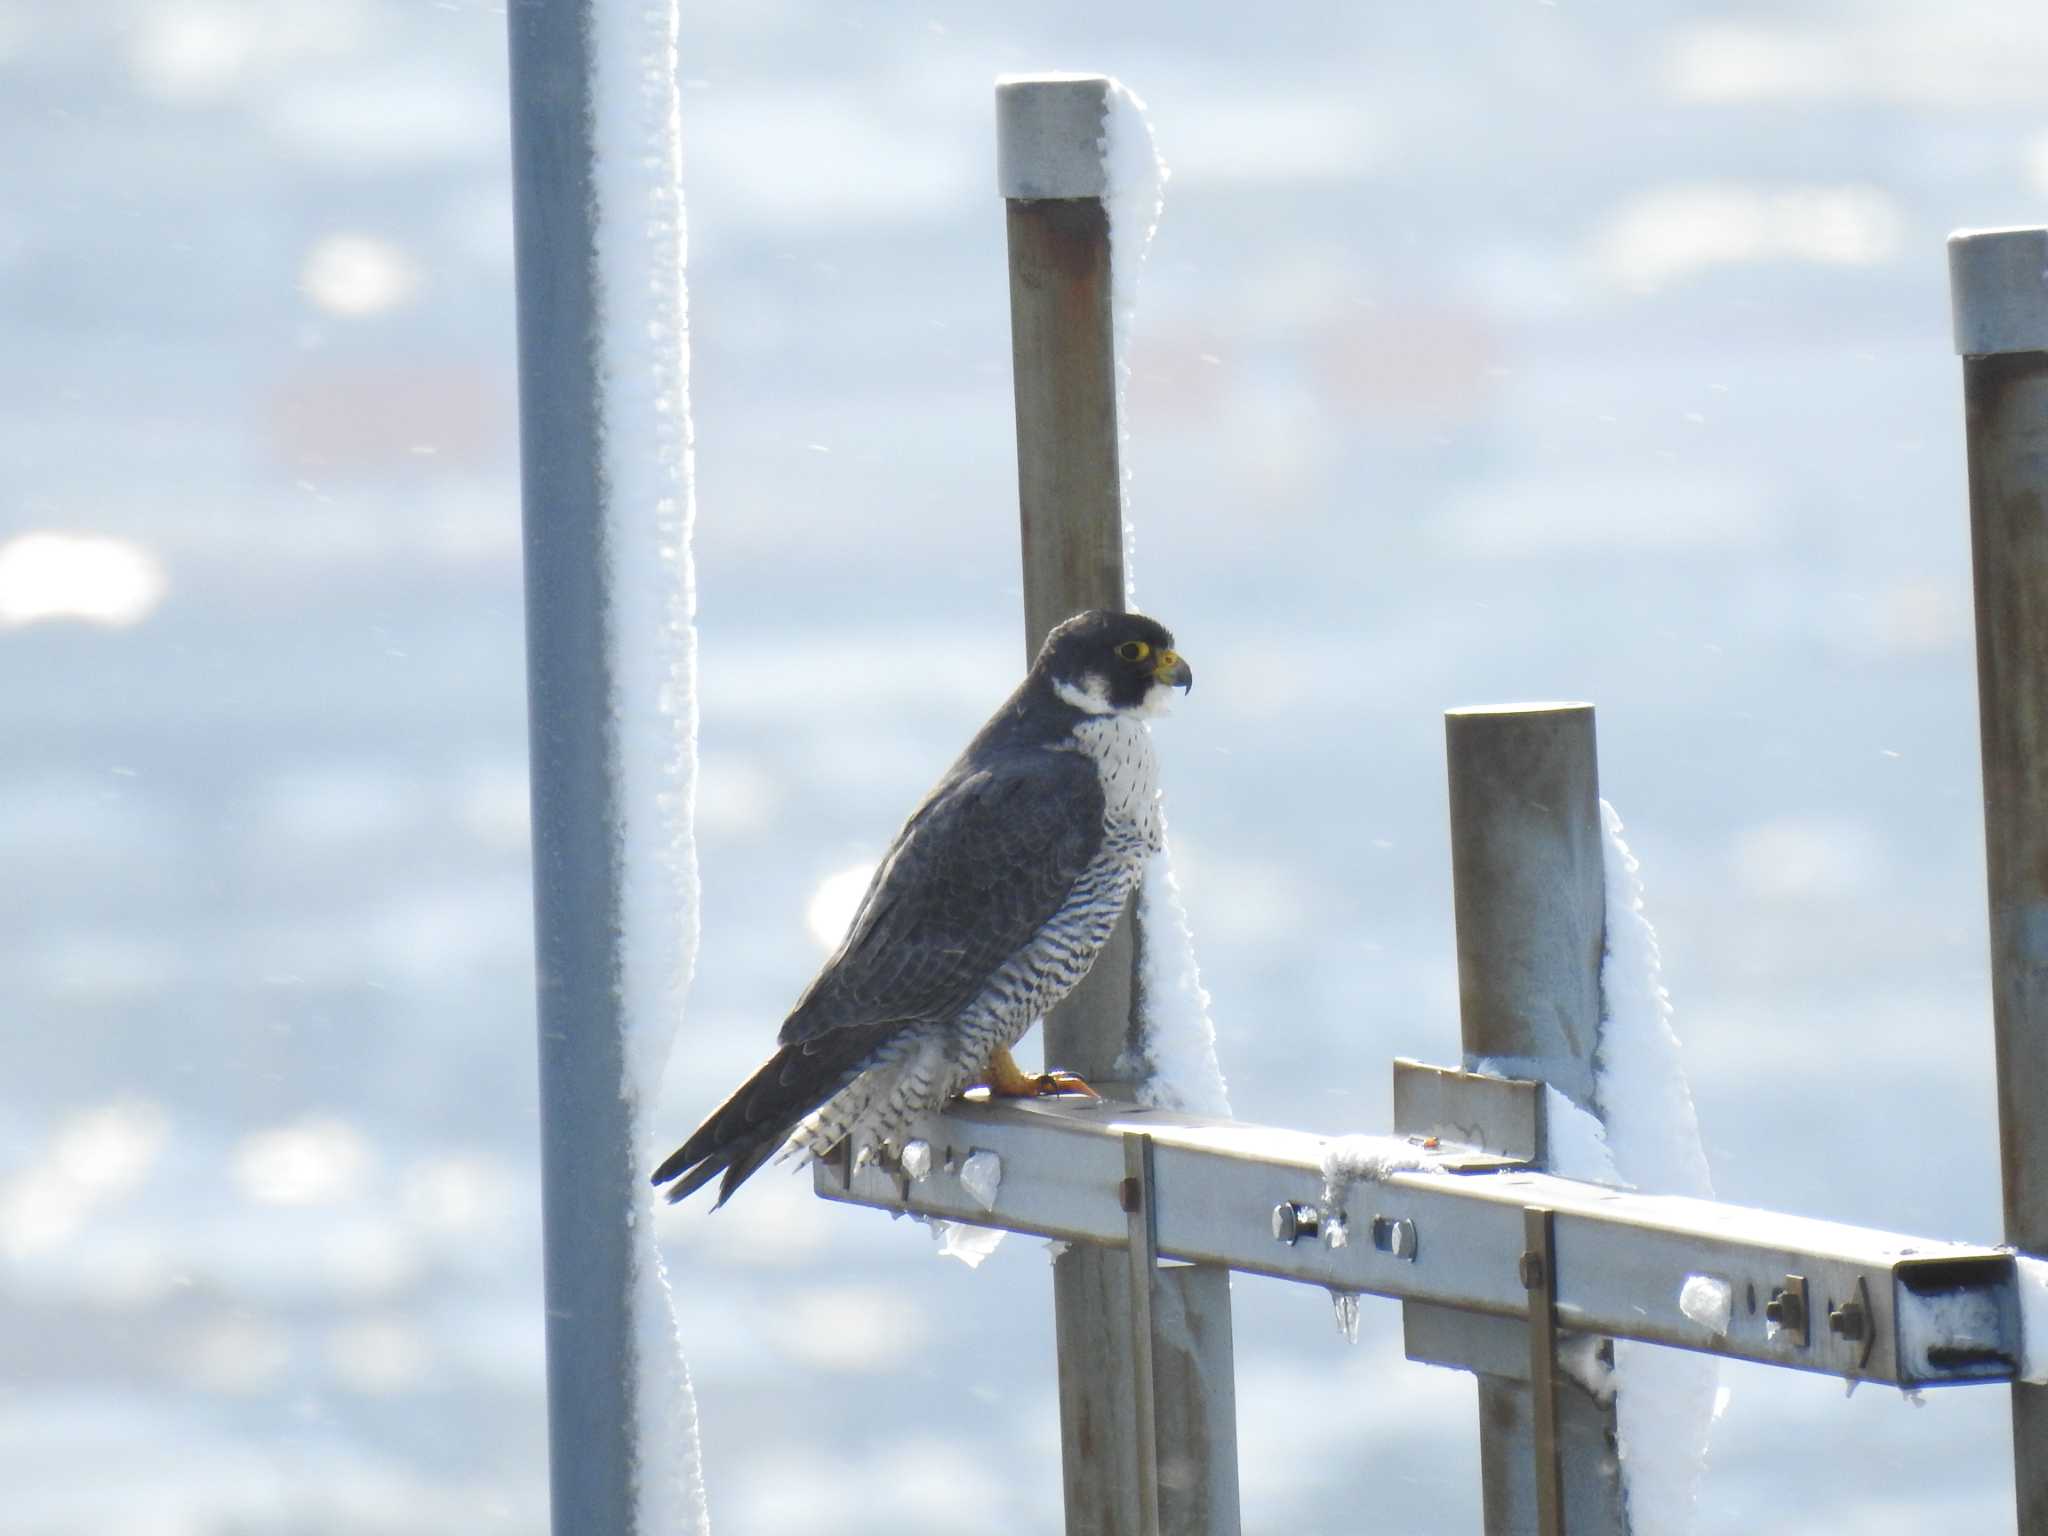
[1116,640,1151,663]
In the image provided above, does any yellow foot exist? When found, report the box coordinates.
[1032,1069,1100,1099]
[979,1045,1101,1099]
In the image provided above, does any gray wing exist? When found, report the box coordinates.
[780,745,1105,1044]
[650,745,1105,1206]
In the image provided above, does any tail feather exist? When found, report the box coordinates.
[659,1125,786,1208]
[652,1025,890,1207]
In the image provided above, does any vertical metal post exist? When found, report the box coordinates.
[1950,224,2048,1536]
[1123,1133,1165,1536]
[1446,704,1626,1536]
[1522,1207,1566,1536]
[998,73,1241,1536]
[506,5,640,1534]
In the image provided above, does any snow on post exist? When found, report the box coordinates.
[1098,80,1231,1119]
[1592,802,1720,1536]
[580,0,707,1527]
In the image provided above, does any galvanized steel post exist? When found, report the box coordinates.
[506,4,641,1533]
[1445,704,1626,1535]
[1950,224,2048,1535]
[998,72,1241,1536]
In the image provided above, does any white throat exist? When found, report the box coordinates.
[1068,712,1162,833]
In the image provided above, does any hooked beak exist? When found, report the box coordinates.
[1152,649,1193,694]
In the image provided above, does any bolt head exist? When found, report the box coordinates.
[1271,1201,1318,1245]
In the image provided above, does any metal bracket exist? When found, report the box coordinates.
[1393,1058,1542,1167]
[1522,1206,1565,1536]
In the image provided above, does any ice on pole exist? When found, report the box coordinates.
[1594,802,1720,1536]
[592,0,708,1529]
[1099,79,1231,1118]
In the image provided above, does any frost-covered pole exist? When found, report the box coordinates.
[508,1,706,1533]
[1950,224,2048,1535]
[1444,705,1626,1536]
[998,73,1240,1536]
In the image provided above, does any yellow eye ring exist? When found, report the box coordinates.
[1116,640,1151,663]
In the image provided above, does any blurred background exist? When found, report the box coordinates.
[6,1,2046,1531]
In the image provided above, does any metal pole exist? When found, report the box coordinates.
[1950,224,2048,1535]
[1522,1207,1565,1536]
[998,72,1241,1536]
[1445,704,1626,1535]
[507,5,640,1533]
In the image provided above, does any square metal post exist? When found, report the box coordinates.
[1950,225,2048,1534]
[1444,705,1626,1535]
[999,72,1241,1536]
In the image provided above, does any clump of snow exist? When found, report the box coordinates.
[1330,1289,1362,1344]
[959,1149,1003,1212]
[1595,802,1717,1536]
[1596,802,1713,1202]
[1323,1215,1349,1250]
[1101,62,1159,575]
[1318,1133,1435,1208]
[898,1139,932,1183]
[929,1219,1006,1270]
[1094,81,1230,1122]
[1102,82,1166,335]
[1131,840,1231,1116]
[1679,1274,1734,1338]
[1560,1335,1616,1403]
[590,0,707,1528]
[1100,77,1168,613]
[2018,1255,2048,1384]
[1540,1085,1621,1186]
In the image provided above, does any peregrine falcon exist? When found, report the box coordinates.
[653,608,1193,1207]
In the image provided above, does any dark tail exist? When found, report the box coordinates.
[651,1031,878,1207]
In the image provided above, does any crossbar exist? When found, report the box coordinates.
[815,1085,2019,1390]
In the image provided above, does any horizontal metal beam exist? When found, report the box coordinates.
[815,1082,2019,1390]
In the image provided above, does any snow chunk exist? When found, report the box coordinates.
[898,1139,932,1183]
[930,1220,1005,1270]
[1318,1133,1434,1207]
[1132,839,1231,1116]
[1102,78,1168,559]
[2019,1255,2048,1384]
[1679,1274,1734,1338]
[1597,802,1717,1536]
[959,1149,1003,1212]
[1596,802,1713,1202]
[1560,1335,1616,1403]
[1541,1086,1620,1186]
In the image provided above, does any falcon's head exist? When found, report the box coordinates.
[1038,608,1193,718]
